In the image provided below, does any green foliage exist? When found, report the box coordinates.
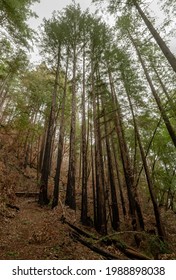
[0,0,39,46]
[0,41,28,82]
[1,62,57,153]
[149,235,170,257]
[150,125,176,201]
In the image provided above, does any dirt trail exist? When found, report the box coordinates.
[0,198,101,260]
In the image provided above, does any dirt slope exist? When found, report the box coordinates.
[0,197,101,260]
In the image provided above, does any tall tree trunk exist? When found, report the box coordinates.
[152,64,176,117]
[111,136,127,217]
[103,106,120,231]
[90,122,97,228]
[135,117,162,188]
[133,1,176,73]
[39,122,47,173]
[65,46,77,210]
[108,68,144,230]
[81,46,88,224]
[38,46,61,205]
[129,32,176,148]
[52,54,69,209]
[124,78,166,240]
[91,59,107,235]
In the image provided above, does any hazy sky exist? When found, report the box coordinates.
[28,0,94,30]
[28,0,163,29]
[28,0,176,62]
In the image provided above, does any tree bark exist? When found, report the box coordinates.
[108,68,144,231]
[81,46,88,224]
[91,58,107,235]
[38,46,61,205]
[129,32,176,148]
[152,64,176,117]
[124,76,166,240]
[133,1,176,73]
[102,103,120,231]
[65,46,77,210]
[52,53,69,209]
[111,136,127,217]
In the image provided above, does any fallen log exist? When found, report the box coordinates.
[66,221,151,260]
[99,236,152,260]
[70,231,124,260]
[65,221,98,240]
[119,247,151,260]
[15,192,39,198]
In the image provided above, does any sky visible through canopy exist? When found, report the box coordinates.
[28,0,94,30]
[27,0,176,62]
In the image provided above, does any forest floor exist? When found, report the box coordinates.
[1,191,176,260]
[0,198,104,260]
[0,196,103,260]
